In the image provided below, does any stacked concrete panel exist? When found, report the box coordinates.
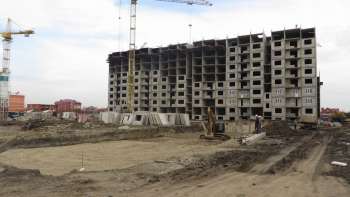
[108,28,319,122]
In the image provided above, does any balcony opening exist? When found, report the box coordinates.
[253,80,261,85]
[253,43,260,49]
[253,90,261,95]
[305,108,313,114]
[275,108,282,113]
[274,41,281,47]
[305,78,313,84]
[253,99,261,104]
[253,53,261,58]
[290,50,298,57]
[217,108,226,115]
[304,39,312,45]
[305,59,312,64]
[274,51,282,56]
[253,62,261,68]
[274,70,282,75]
[275,79,282,85]
[305,69,312,74]
[218,99,224,104]
[290,40,298,48]
[305,49,312,55]
[253,71,261,77]
[252,107,263,116]
[275,60,282,66]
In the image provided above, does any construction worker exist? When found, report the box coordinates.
[255,115,262,134]
[258,115,262,133]
[255,115,259,134]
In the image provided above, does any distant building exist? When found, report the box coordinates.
[81,106,98,113]
[321,108,340,114]
[27,104,55,112]
[320,107,340,121]
[81,106,107,114]
[9,94,25,113]
[54,99,81,113]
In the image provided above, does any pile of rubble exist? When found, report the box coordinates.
[263,121,300,137]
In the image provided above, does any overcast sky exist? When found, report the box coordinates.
[0,0,349,110]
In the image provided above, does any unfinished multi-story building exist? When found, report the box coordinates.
[108,27,320,122]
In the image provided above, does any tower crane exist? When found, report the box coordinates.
[126,0,212,113]
[0,18,34,120]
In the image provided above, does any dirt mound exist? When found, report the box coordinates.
[155,149,275,183]
[0,166,41,178]
[21,120,85,131]
[0,121,24,126]
[264,121,305,137]
[12,128,163,149]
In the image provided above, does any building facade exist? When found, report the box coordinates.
[108,28,320,122]
[54,99,81,113]
[9,94,25,113]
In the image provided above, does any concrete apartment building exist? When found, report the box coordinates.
[108,27,320,122]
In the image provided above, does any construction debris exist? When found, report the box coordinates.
[100,112,190,126]
[264,121,304,137]
[18,111,54,121]
[241,132,266,145]
[62,112,76,120]
[331,161,348,167]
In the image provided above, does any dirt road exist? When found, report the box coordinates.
[126,132,350,197]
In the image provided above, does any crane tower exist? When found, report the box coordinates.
[0,18,34,120]
[126,0,212,113]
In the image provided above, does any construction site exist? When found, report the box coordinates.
[1,0,350,196]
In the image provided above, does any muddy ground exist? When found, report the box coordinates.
[0,121,350,197]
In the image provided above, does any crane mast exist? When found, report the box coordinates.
[0,18,34,120]
[127,0,137,113]
[126,0,212,113]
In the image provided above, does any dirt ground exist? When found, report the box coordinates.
[0,121,350,197]
[130,132,349,197]
[0,134,221,176]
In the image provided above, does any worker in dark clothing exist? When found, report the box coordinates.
[255,115,260,134]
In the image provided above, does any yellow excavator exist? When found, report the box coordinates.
[200,107,231,141]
